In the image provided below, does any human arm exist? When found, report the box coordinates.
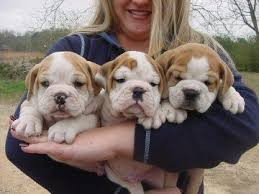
[134,52,259,171]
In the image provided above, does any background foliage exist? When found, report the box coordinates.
[0,29,259,76]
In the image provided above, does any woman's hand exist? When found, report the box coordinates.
[10,121,135,172]
[145,187,182,194]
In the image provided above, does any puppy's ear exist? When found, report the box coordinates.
[84,61,102,96]
[25,63,42,100]
[155,50,177,99]
[146,55,168,99]
[95,60,115,92]
[156,50,176,73]
[219,60,234,95]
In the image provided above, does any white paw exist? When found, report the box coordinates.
[48,125,77,144]
[221,87,245,114]
[138,107,166,129]
[11,116,42,137]
[138,117,153,129]
[162,102,187,123]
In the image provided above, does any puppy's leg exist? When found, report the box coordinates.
[105,164,144,194]
[48,113,98,144]
[219,86,245,114]
[138,105,166,129]
[185,169,204,194]
[161,100,187,124]
[11,100,43,137]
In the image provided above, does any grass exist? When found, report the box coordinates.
[0,80,26,103]
[0,72,257,104]
[241,72,259,96]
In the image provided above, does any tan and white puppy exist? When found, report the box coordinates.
[96,51,178,194]
[11,51,103,144]
[97,51,166,129]
[156,43,245,194]
[157,43,245,123]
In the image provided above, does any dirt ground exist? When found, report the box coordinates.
[0,103,259,194]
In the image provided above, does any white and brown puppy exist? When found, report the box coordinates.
[95,51,179,194]
[156,43,245,194]
[11,51,103,144]
[157,43,245,123]
[96,50,166,129]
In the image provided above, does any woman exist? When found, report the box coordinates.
[6,0,259,194]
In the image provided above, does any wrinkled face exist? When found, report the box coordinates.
[100,51,163,118]
[158,43,233,113]
[27,52,99,119]
[112,0,152,40]
[168,57,219,113]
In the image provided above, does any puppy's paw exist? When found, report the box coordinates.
[221,87,245,114]
[48,125,77,144]
[11,116,42,137]
[138,108,166,129]
[162,102,187,123]
[138,117,153,129]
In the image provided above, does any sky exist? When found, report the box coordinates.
[0,0,255,37]
[0,0,95,33]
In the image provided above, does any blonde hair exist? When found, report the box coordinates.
[75,0,225,58]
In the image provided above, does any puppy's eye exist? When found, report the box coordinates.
[41,81,49,88]
[150,82,158,87]
[115,78,126,83]
[74,81,85,88]
[204,81,211,86]
[175,76,182,81]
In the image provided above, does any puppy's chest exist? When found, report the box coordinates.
[42,116,65,129]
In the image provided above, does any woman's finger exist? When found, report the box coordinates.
[21,141,72,161]
[145,187,182,194]
[10,129,48,143]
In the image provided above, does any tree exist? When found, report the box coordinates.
[192,0,259,39]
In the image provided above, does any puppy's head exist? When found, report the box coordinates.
[157,43,233,113]
[25,51,101,119]
[96,51,165,118]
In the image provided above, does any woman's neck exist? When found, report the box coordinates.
[116,32,150,53]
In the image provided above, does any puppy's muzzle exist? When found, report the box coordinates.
[183,88,200,101]
[132,87,146,102]
[54,92,67,107]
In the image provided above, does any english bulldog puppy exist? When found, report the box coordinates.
[95,51,178,194]
[156,43,245,194]
[11,51,103,144]
[157,43,245,123]
[96,51,167,129]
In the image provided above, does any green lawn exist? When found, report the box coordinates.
[0,80,25,103]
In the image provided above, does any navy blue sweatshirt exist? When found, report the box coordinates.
[5,32,259,194]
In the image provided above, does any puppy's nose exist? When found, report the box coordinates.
[183,89,200,101]
[54,92,67,105]
[132,87,145,101]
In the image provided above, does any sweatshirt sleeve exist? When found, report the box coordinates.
[134,51,259,172]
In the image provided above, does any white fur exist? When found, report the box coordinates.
[99,51,168,194]
[164,56,245,124]
[102,51,164,128]
[219,86,245,114]
[12,52,101,144]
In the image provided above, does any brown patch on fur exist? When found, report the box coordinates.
[63,52,101,96]
[25,55,53,100]
[26,52,102,100]
[156,43,234,95]
[100,53,139,92]
[145,55,166,98]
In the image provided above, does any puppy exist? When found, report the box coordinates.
[156,43,245,194]
[96,51,178,194]
[11,51,103,144]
